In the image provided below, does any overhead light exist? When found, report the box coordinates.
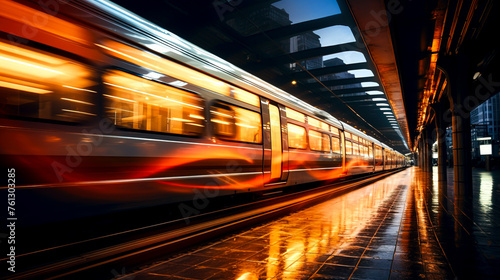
[383,112,393,115]
[473,72,481,80]
[380,108,391,110]
[376,103,389,106]
[361,82,379,87]
[291,80,297,85]
[372,98,387,101]
[366,91,384,95]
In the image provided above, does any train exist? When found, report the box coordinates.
[0,0,407,227]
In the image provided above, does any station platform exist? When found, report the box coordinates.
[118,167,500,280]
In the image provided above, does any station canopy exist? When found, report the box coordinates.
[113,0,411,153]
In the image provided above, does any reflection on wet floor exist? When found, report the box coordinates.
[122,167,500,279]
[422,167,500,279]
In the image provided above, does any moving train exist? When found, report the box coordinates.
[0,0,407,226]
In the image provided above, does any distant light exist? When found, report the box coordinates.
[473,72,481,80]
[383,112,393,115]
[376,103,389,106]
[372,98,387,101]
[380,108,391,110]
[291,80,297,85]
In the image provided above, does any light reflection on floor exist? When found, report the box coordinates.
[423,166,500,279]
[119,166,500,279]
[125,170,427,280]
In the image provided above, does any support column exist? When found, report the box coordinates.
[422,127,432,172]
[451,110,472,196]
[418,137,424,169]
[439,53,473,199]
[431,102,448,183]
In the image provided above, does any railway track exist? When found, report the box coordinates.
[3,169,404,280]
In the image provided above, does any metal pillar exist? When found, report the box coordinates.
[418,138,424,169]
[451,111,472,196]
[439,53,473,198]
[422,130,427,171]
[422,127,432,172]
[431,103,448,183]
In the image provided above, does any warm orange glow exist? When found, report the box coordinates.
[269,105,282,180]
[103,70,204,135]
[236,272,258,280]
[97,40,231,97]
[232,88,260,107]
[309,130,331,152]
[0,0,91,46]
[308,117,320,127]
[0,41,93,89]
[288,123,307,149]
[285,107,305,123]
[0,80,51,94]
[224,173,409,280]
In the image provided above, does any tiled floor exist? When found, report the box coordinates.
[118,167,500,279]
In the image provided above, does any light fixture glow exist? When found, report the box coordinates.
[366,91,384,95]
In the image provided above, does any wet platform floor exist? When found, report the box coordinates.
[118,167,500,279]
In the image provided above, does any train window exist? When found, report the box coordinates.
[375,146,383,160]
[288,123,307,149]
[103,70,204,136]
[346,140,352,154]
[352,135,358,142]
[308,117,320,128]
[353,143,359,155]
[332,137,341,153]
[331,127,339,136]
[0,40,97,122]
[286,107,305,123]
[345,132,351,140]
[320,121,329,131]
[98,40,232,97]
[211,102,262,143]
[231,88,260,107]
[309,130,331,152]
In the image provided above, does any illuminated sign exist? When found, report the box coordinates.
[478,137,492,156]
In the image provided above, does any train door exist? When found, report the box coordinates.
[262,98,289,185]
[341,130,346,173]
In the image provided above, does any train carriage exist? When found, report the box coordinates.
[0,0,407,226]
